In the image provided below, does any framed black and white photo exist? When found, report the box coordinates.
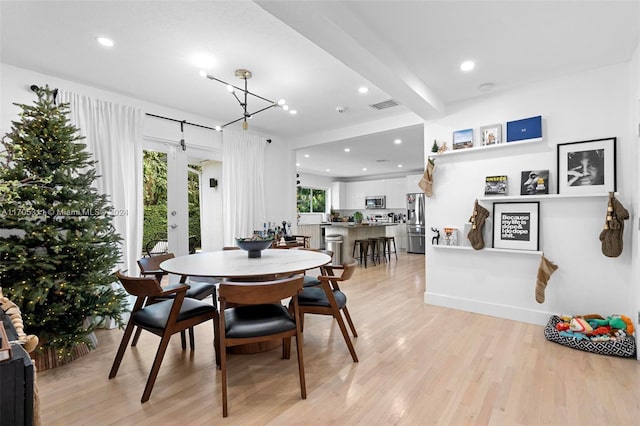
[492,202,539,251]
[556,137,616,195]
[520,169,549,195]
[480,123,502,146]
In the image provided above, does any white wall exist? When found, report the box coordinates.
[630,41,640,359]
[1,63,295,250]
[425,63,636,326]
[200,160,223,252]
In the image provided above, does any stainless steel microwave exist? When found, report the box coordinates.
[365,196,386,209]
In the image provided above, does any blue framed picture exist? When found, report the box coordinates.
[506,115,542,142]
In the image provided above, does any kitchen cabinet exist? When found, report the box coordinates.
[345,181,375,210]
[339,177,416,210]
[384,178,406,208]
[330,181,346,209]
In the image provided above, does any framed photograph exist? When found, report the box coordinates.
[506,115,542,142]
[480,123,502,146]
[452,128,473,150]
[556,137,616,195]
[520,169,549,195]
[484,175,508,196]
[492,202,540,251]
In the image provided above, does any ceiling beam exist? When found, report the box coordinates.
[256,1,446,121]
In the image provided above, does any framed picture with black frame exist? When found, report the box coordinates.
[492,201,540,251]
[556,137,616,195]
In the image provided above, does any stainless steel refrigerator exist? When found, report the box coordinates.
[406,193,425,254]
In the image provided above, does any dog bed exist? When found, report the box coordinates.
[544,315,636,358]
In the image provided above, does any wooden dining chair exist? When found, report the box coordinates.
[217,275,306,417]
[294,258,359,362]
[136,253,218,349]
[109,270,219,403]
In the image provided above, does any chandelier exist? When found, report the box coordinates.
[199,68,289,131]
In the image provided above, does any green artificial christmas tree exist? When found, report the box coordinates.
[0,86,127,367]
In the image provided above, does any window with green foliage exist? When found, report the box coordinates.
[297,187,326,213]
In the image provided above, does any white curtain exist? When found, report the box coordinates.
[222,130,267,245]
[58,90,144,278]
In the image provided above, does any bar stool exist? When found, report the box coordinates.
[352,239,374,267]
[382,236,398,261]
[369,237,386,264]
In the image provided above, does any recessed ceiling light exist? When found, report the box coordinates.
[304,154,309,158]
[296,163,300,167]
[358,86,369,94]
[96,37,114,47]
[460,60,475,72]
[191,53,215,68]
[325,168,330,172]
[362,168,367,171]
[394,139,402,144]
[289,110,297,115]
[344,148,350,152]
[397,164,403,168]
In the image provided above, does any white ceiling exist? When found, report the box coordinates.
[1,1,638,178]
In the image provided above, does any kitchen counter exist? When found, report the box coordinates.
[324,223,397,263]
[324,223,398,228]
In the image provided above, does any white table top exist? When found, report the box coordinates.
[160,249,331,278]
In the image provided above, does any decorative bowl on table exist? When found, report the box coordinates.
[235,237,273,258]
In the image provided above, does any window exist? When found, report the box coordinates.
[297,187,326,213]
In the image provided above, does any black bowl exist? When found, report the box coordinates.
[235,238,273,258]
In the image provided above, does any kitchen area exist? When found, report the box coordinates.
[296,173,426,257]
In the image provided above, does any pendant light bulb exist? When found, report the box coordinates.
[226,85,235,93]
[277,98,286,106]
[199,70,207,78]
[242,120,248,130]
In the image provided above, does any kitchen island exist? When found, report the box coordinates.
[324,223,397,263]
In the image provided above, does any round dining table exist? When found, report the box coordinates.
[160,248,331,279]
[160,248,331,354]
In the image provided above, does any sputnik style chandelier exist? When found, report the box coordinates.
[199,68,290,131]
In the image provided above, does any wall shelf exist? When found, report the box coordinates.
[478,193,613,202]
[434,138,543,158]
[431,245,542,255]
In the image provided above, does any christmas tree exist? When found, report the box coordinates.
[0,86,127,363]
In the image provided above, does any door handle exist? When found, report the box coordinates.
[170,224,178,229]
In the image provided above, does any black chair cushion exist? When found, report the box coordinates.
[224,304,295,338]
[133,298,216,330]
[164,281,217,300]
[298,287,347,309]
[302,275,321,287]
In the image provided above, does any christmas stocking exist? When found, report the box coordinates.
[419,160,435,197]
[467,200,489,250]
[599,192,629,258]
[535,255,558,303]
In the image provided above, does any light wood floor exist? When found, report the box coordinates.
[38,252,640,425]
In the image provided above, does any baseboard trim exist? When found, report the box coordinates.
[424,291,554,326]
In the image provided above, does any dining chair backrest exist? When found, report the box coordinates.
[116,270,165,298]
[332,258,357,282]
[137,253,176,282]
[219,276,304,306]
